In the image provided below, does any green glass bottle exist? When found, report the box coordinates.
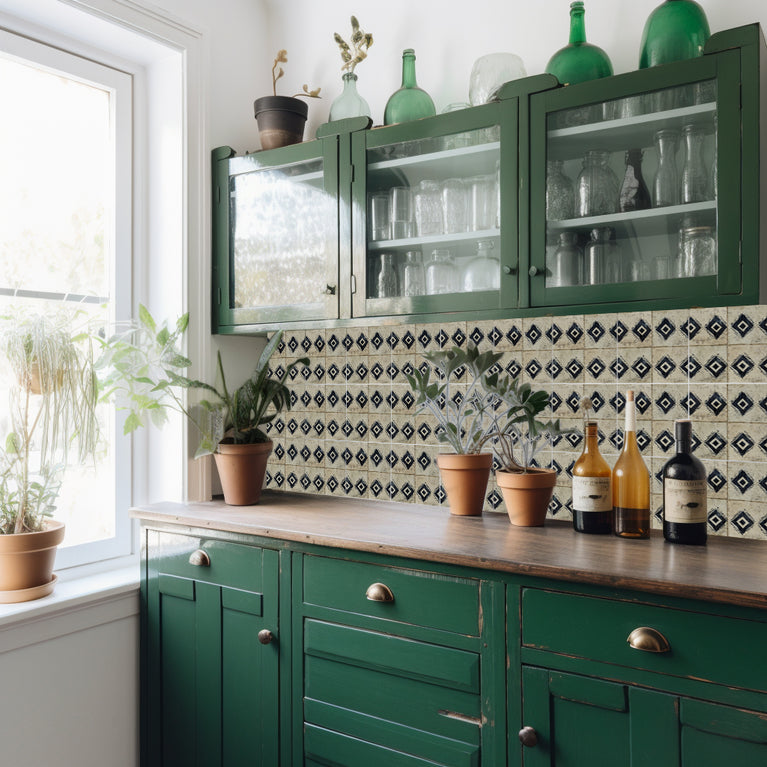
[384,48,436,125]
[639,0,710,68]
[545,1,613,86]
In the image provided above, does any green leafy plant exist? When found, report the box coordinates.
[334,16,373,73]
[0,311,99,534]
[271,49,321,99]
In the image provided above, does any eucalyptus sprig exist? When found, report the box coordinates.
[334,15,373,73]
[271,49,321,99]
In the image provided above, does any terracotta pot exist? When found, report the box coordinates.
[0,519,65,601]
[497,467,557,526]
[436,453,492,516]
[214,440,273,506]
[253,96,308,150]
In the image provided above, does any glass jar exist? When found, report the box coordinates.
[546,160,575,221]
[619,149,651,212]
[425,249,459,294]
[585,227,622,285]
[681,123,708,203]
[653,129,680,208]
[463,240,500,292]
[402,250,425,296]
[375,252,399,297]
[680,225,716,277]
[548,231,582,287]
[576,150,619,217]
[441,178,468,234]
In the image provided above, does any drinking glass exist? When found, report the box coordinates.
[369,192,390,241]
[389,186,413,239]
[414,180,443,236]
[469,174,496,231]
[441,178,468,234]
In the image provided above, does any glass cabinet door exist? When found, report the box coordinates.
[529,49,741,310]
[352,102,518,318]
[212,141,339,332]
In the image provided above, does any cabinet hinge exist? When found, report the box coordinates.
[351,274,357,294]
[350,164,355,183]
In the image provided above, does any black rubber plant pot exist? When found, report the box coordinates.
[253,96,308,150]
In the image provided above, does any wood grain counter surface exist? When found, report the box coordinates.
[131,492,767,611]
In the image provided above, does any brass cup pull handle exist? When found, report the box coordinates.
[519,726,538,747]
[188,549,210,567]
[365,582,394,603]
[258,629,275,645]
[627,626,671,653]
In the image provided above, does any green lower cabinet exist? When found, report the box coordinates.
[144,532,280,766]
[521,667,767,767]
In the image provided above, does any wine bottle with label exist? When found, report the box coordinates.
[662,419,707,545]
[613,390,650,538]
[572,420,612,534]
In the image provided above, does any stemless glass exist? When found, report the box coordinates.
[414,180,443,236]
[576,150,619,217]
[469,174,496,231]
[369,192,390,241]
[441,178,468,234]
[425,249,459,294]
[402,250,425,296]
[390,186,413,239]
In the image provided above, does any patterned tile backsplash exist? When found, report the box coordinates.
[264,305,767,542]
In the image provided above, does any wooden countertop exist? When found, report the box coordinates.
[131,492,767,611]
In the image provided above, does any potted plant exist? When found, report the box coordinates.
[0,312,100,601]
[254,49,321,150]
[482,375,572,526]
[99,309,308,506]
[406,344,504,516]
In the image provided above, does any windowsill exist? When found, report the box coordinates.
[0,559,141,652]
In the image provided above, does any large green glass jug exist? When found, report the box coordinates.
[384,48,436,125]
[545,1,613,86]
[639,0,710,68]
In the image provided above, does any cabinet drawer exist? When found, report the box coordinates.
[522,588,767,694]
[150,530,268,593]
[302,555,480,636]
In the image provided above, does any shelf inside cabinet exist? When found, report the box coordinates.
[368,141,500,174]
[548,200,716,239]
[368,228,500,251]
[548,103,716,161]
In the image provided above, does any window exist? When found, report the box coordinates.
[0,28,132,568]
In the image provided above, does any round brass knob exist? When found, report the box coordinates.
[627,626,670,653]
[188,549,210,567]
[519,726,538,747]
[258,629,274,645]
[365,582,394,603]
[528,265,540,277]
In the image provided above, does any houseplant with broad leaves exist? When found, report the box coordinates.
[405,344,504,516]
[254,49,321,150]
[482,374,572,526]
[98,307,309,506]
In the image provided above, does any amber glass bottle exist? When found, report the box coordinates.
[613,390,651,538]
[572,421,612,534]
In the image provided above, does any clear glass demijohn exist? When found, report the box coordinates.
[463,240,500,292]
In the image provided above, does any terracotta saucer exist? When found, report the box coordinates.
[0,574,58,604]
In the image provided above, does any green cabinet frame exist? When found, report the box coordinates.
[211,24,765,333]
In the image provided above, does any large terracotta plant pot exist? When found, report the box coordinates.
[214,440,273,506]
[253,96,308,150]
[497,467,557,526]
[436,453,493,516]
[0,519,65,603]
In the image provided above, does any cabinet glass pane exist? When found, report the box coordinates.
[229,158,333,310]
[544,79,717,289]
[366,126,501,302]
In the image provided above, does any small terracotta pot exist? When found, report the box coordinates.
[214,440,273,506]
[253,96,308,150]
[0,519,65,599]
[497,467,557,526]
[436,453,492,516]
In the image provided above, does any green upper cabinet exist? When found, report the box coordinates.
[212,24,765,333]
[527,24,766,312]
[350,99,518,320]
